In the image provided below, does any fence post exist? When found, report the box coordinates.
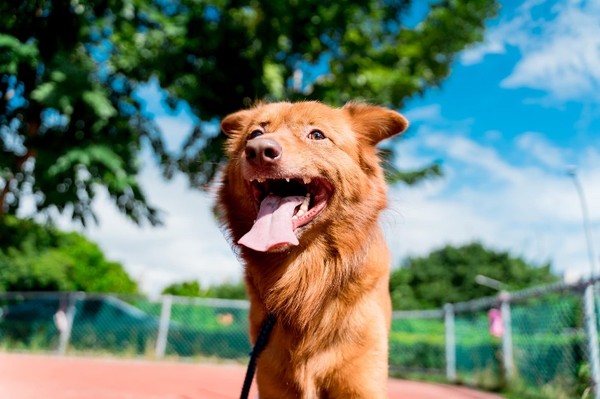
[444,303,456,382]
[155,294,173,359]
[583,282,600,399]
[499,290,514,381]
[56,292,82,355]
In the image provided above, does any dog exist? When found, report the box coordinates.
[217,101,408,398]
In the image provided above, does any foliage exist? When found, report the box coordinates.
[389,330,446,372]
[0,1,165,225]
[390,242,558,310]
[161,280,202,297]
[206,280,247,300]
[0,216,138,293]
[385,159,444,186]
[162,279,246,300]
[0,0,498,224]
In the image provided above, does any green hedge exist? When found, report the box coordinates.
[388,327,587,398]
[389,331,445,372]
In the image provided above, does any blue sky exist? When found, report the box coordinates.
[54,0,600,296]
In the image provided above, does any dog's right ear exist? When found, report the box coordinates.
[221,109,252,137]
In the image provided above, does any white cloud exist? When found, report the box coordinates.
[58,159,242,296]
[461,0,600,102]
[403,104,442,123]
[423,132,523,183]
[483,130,502,141]
[460,0,546,65]
[460,4,532,65]
[384,126,600,282]
[515,131,568,169]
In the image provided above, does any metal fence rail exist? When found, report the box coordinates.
[392,276,600,399]
[2,278,600,398]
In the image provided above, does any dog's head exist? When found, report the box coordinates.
[218,101,408,253]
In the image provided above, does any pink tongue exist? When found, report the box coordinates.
[238,194,304,252]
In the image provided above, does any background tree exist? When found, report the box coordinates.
[161,280,203,297]
[205,280,246,300]
[0,215,138,293]
[162,279,246,300]
[389,242,558,310]
[0,0,498,225]
[0,0,166,225]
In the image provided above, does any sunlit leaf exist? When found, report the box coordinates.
[82,90,117,119]
[31,82,57,103]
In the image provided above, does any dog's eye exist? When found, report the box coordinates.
[308,130,326,140]
[248,130,263,140]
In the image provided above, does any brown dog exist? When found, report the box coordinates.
[217,101,408,398]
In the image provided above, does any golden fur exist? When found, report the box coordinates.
[217,101,408,398]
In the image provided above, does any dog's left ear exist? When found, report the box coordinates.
[221,109,253,137]
[343,102,409,145]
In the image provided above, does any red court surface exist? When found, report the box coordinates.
[0,352,503,399]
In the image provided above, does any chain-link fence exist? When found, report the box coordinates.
[2,279,600,398]
[0,292,251,360]
[391,277,600,399]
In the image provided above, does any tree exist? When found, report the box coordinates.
[0,216,138,293]
[205,280,246,300]
[1,0,498,225]
[161,280,202,297]
[162,279,246,300]
[390,242,558,310]
[0,0,165,225]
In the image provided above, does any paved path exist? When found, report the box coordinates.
[0,352,503,399]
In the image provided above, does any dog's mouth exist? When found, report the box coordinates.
[238,176,333,252]
[250,177,332,228]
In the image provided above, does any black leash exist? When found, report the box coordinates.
[240,313,276,399]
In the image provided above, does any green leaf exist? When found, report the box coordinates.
[48,145,126,179]
[30,82,57,103]
[0,34,39,74]
[50,70,67,82]
[82,90,117,120]
[263,62,285,100]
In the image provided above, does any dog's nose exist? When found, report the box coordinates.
[245,138,282,166]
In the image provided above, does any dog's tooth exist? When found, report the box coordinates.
[286,178,290,183]
[303,177,312,184]
[296,209,305,217]
[257,177,265,183]
[300,195,310,211]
